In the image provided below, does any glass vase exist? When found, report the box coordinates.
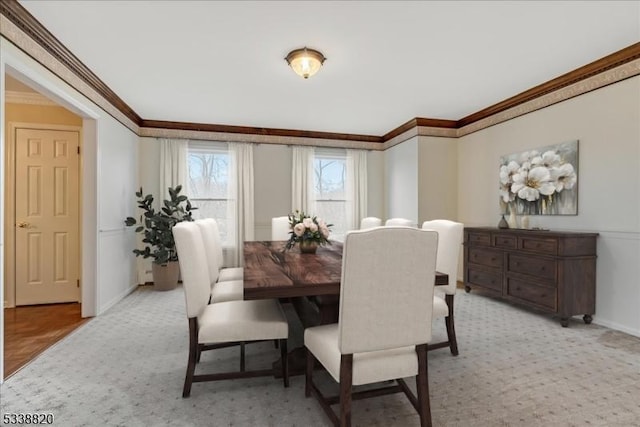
[299,240,318,254]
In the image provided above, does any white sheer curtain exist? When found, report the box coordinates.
[291,145,316,214]
[227,142,255,266]
[346,149,368,231]
[159,138,189,199]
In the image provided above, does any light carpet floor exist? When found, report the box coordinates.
[1,285,639,427]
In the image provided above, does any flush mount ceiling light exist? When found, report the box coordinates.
[285,47,326,79]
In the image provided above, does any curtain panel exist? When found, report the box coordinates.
[291,145,316,214]
[228,142,255,266]
[346,149,368,231]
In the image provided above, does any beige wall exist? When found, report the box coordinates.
[418,135,457,223]
[4,102,83,127]
[457,75,640,336]
[138,139,386,244]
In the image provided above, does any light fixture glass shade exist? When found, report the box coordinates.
[285,47,326,79]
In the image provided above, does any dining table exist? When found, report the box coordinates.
[243,240,450,376]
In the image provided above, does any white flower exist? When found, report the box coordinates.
[499,160,520,203]
[293,223,305,237]
[511,166,556,201]
[309,222,318,232]
[519,150,539,164]
[302,218,313,228]
[499,161,520,185]
[551,163,577,191]
[319,225,330,238]
[532,150,561,168]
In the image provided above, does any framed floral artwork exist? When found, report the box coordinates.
[499,140,578,215]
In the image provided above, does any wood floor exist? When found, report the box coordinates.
[3,303,88,378]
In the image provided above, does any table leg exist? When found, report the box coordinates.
[273,296,339,377]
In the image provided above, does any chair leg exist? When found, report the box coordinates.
[416,344,432,427]
[445,294,459,356]
[240,342,246,372]
[183,318,198,398]
[339,354,354,427]
[305,349,314,397]
[280,339,289,388]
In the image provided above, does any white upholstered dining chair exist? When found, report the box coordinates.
[271,216,291,241]
[421,219,464,355]
[385,217,414,227]
[359,216,382,229]
[305,227,438,426]
[200,218,243,282]
[195,219,244,303]
[173,221,289,398]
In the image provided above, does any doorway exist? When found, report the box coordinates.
[3,75,85,377]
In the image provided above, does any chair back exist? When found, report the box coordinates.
[421,219,464,295]
[271,216,291,241]
[173,222,211,318]
[195,219,221,284]
[201,218,225,270]
[360,217,382,230]
[385,218,414,227]
[338,227,438,355]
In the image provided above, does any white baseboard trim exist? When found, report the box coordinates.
[97,283,139,316]
[592,318,640,338]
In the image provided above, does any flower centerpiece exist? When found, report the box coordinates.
[285,210,332,254]
[499,142,578,216]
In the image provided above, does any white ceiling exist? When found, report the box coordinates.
[17,0,640,136]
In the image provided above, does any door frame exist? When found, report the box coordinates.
[5,122,83,308]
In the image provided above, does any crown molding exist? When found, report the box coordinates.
[5,89,57,106]
[140,120,383,144]
[456,42,640,129]
[1,0,639,146]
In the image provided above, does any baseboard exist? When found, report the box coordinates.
[97,283,139,315]
[592,318,640,338]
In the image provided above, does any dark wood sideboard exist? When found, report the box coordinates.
[463,227,598,327]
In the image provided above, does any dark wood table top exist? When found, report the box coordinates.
[243,240,448,300]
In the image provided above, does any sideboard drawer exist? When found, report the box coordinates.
[493,234,517,249]
[519,237,557,255]
[467,268,502,292]
[468,247,503,268]
[468,232,491,246]
[507,278,557,310]
[508,254,557,281]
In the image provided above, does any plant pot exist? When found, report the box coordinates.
[299,240,318,254]
[152,261,180,291]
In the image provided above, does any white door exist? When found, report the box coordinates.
[15,128,80,305]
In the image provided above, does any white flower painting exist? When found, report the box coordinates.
[499,141,578,215]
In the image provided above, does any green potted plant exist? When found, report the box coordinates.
[125,185,196,291]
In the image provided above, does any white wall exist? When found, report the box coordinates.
[385,137,419,224]
[97,120,138,312]
[457,76,640,336]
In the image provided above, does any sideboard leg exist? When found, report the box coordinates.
[583,314,593,324]
[560,317,569,327]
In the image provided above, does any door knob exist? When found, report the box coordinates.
[17,221,30,228]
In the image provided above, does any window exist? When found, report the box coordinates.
[187,142,234,244]
[314,149,347,241]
